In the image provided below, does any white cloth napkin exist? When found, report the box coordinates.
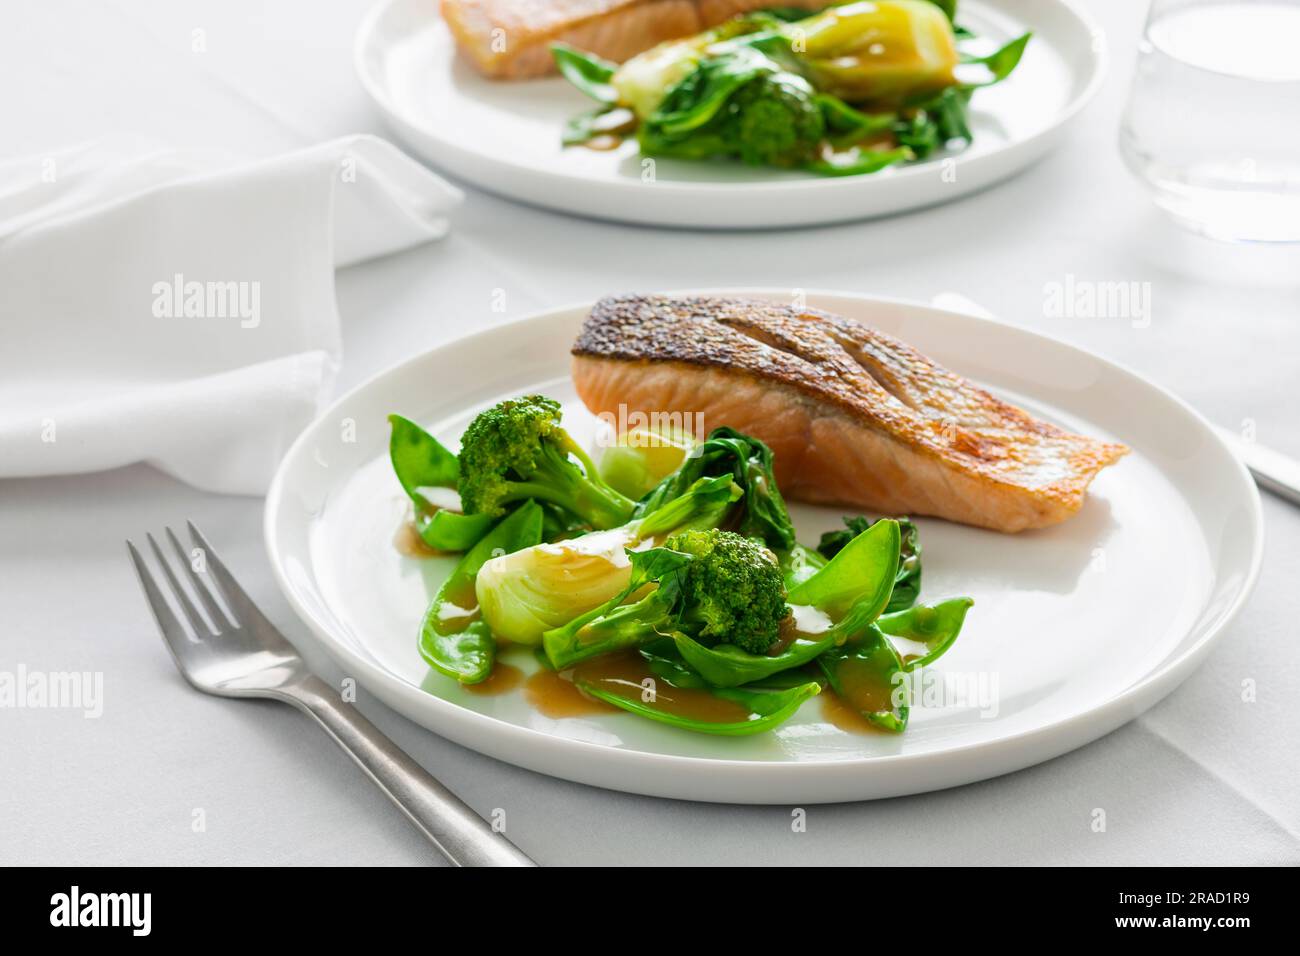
[0,134,461,495]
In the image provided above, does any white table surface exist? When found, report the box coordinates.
[4,0,1299,866]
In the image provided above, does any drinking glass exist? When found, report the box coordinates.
[1119,0,1300,242]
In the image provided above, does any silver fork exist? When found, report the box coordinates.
[128,521,536,867]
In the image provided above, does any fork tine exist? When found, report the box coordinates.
[186,520,261,622]
[165,526,236,630]
[127,540,195,656]
[146,533,216,637]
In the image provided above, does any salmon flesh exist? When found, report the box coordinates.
[442,0,826,79]
[571,295,1128,533]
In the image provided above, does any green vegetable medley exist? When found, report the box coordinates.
[553,0,1030,176]
[388,398,973,735]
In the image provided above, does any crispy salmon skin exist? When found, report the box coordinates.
[571,295,1128,533]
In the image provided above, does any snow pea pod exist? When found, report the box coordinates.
[816,515,922,612]
[672,582,891,688]
[418,501,544,682]
[877,597,973,672]
[421,510,494,551]
[778,542,827,590]
[419,621,495,685]
[388,414,458,501]
[576,668,821,737]
[818,627,909,733]
[388,414,497,552]
[787,518,900,621]
[672,626,835,688]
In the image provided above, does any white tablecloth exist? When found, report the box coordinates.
[3,0,1298,866]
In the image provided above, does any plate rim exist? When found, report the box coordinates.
[352,0,1109,211]
[263,290,1263,802]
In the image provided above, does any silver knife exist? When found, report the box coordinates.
[1214,425,1300,507]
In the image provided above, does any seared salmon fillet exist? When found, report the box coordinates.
[571,295,1128,533]
[441,0,825,79]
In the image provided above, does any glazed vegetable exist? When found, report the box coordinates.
[790,517,900,619]
[543,529,789,667]
[389,413,458,499]
[576,661,822,736]
[392,396,975,737]
[818,626,909,732]
[389,414,493,551]
[418,501,545,682]
[554,0,1030,176]
[638,47,828,169]
[770,1,961,107]
[877,597,973,670]
[669,529,789,651]
[476,475,741,645]
[818,514,922,612]
[585,635,822,735]
[636,426,795,551]
[673,518,901,686]
[596,424,698,499]
[457,395,636,529]
[542,546,694,666]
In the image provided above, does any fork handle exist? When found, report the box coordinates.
[288,676,537,867]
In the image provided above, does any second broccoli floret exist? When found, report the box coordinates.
[666,529,789,654]
[543,528,790,668]
[457,395,636,530]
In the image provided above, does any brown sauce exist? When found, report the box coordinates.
[767,614,799,655]
[584,134,623,151]
[430,577,479,635]
[580,108,636,152]
[463,662,524,696]
[821,690,891,735]
[393,520,439,558]
[572,652,751,724]
[833,658,896,715]
[523,667,619,718]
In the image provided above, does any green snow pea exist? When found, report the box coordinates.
[877,597,973,671]
[420,510,495,551]
[778,542,828,590]
[388,414,458,502]
[419,621,496,685]
[787,518,901,621]
[819,626,909,733]
[817,515,922,613]
[389,414,497,552]
[576,670,821,736]
[418,501,544,682]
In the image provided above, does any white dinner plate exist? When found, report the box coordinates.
[354,0,1106,228]
[264,290,1261,804]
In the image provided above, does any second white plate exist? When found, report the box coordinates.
[264,290,1261,803]
[355,0,1107,228]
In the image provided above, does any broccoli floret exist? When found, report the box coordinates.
[725,73,825,168]
[542,528,789,667]
[667,529,789,653]
[457,395,635,530]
